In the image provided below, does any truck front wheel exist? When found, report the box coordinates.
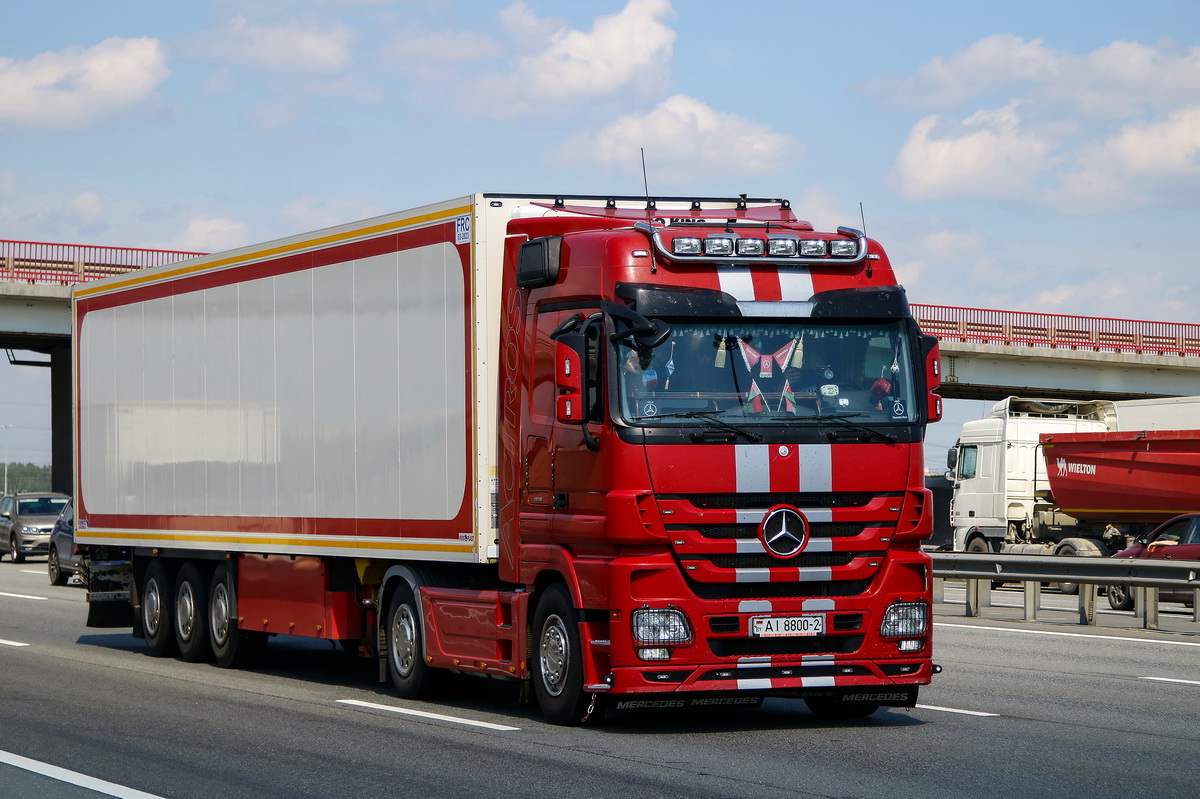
[141,560,178,657]
[531,584,591,725]
[385,584,447,699]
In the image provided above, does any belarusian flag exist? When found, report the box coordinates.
[780,380,796,414]
[746,380,765,413]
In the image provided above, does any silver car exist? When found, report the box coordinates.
[0,492,70,563]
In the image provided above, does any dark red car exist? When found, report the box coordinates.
[1108,513,1200,610]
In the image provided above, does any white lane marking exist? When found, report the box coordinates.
[916,704,999,717]
[19,569,44,575]
[935,622,1200,648]
[337,699,521,731]
[0,749,167,799]
[0,639,30,648]
[0,591,48,601]
[1140,677,1200,687]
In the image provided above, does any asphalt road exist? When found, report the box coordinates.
[2,562,1197,799]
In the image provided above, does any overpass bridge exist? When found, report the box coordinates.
[4,238,1200,492]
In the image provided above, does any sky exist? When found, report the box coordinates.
[2,0,1199,469]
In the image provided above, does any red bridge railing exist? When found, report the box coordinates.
[0,239,203,284]
[913,304,1200,359]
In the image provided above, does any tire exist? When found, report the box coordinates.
[804,697,881,719]
[1054,544,1080,595]
[10,535,25,564]
[175,562,212,662]
[966,536,1004,588]
[531,584,592,726]
[1107,584,1134,611]
[48,549,68,586]
[385,583,447,699]
[209,562,267,669]
[141,560,178,657]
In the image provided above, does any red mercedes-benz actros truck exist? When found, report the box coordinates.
[73,194,942,724]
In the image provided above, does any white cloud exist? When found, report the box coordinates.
[471,0,676,117]
[556,94,801,185]
[70,192,107,226]
[201,17,354,74]
[893,103,1052,200]
[0,168,17,195]
[0,37,169,127]
[171,216,250,252]
[922,229,985,258]
[1048,106,1200,213]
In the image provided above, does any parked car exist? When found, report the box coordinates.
[48,498,82,586]
[0,492,70,563]
[1107,513,1200,610]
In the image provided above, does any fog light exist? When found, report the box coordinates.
[638,647,671,661]
[897,639,923,652]
[673,237,702,255]
[799,239,827,256]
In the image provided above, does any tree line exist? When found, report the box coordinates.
[2,463,53,494]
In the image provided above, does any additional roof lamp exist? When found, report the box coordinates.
[768,237,798,257]
[799,239,828,256]
[672,237,702,255]
[735,238,765,256]
[704,236,734,256]
[830,239,857,257]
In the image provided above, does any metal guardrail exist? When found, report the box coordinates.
[930,552,1200,630]
[912,303,1200,359]
[0,239,202,285]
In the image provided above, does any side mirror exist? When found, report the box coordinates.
[922,334,942,422]
[946,447,958,470]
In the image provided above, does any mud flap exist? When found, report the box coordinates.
[86,596,135,628]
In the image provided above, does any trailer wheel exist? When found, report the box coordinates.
[141,560,178,657]
[1107,584,1134,611]
[804,697,880,719]
[175,562,212,662]
[531,584,590,725]
[385,583,446,699]
[209,562,266,669]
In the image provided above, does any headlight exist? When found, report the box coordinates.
[735,238,765,256]
[768,237,798,256]
[632,608,692,645]
[880,601,928,638]
[20,526,41,536]
[799,239,828,256]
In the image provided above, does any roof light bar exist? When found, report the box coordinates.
[637,222,868,267]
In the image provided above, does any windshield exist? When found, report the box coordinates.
[18,497,68,516]
[617,320,918,427]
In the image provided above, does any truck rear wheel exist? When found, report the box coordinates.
[141,560,178,657]
[208,562,266,669]
[385,583,447,699]
[531,584,591,725]
[175,562,212,662]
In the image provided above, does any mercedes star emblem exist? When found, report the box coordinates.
[759,506,809,558]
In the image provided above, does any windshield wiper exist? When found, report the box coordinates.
[769,412,897,443]
[631,409,762,442]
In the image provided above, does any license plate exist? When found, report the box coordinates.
[750,614,824,637]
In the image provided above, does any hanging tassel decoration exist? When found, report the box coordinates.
[714,337,727,368]
[791,337,804,368]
